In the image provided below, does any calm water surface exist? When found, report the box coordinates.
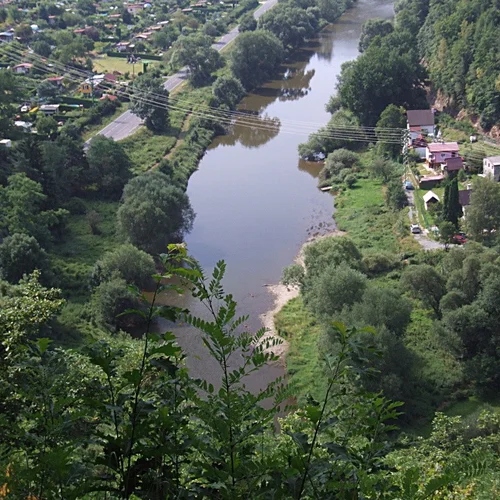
[162,0,394,387]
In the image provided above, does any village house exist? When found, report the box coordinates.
[426,142,459,169]
[442,157,464,177]
[407,109,435,143]
[411,134,428,159]
[458,187,472,218]
[0,31,14,42]
[40,104,60,115]
[418,174,444,190]
[12,63,33,74]
[483,156,500,182]
[423,190,440,211]
[116,41,130,52]
[48,15,57,25]
[46,76,64,87]
[126,3,145,14]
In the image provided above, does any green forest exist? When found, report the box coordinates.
[1,0,500,496]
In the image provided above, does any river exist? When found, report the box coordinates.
[162,0,395,389]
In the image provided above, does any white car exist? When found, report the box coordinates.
[410,224,421,234]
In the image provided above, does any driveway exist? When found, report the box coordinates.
[86,0,279,144]
[406,188,446,251]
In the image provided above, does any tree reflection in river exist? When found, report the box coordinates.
[215,115,281,149]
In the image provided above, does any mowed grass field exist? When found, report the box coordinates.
[93,56,158,75]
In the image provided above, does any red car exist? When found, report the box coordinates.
[452,234,467,245]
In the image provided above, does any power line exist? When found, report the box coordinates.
[0,42,404,144]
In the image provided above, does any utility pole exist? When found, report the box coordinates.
[402,128,411,183]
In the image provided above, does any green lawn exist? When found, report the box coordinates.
[93,56,158,75]
[120,110,185,172]
[275,297,326,404]
[334,178,410,253]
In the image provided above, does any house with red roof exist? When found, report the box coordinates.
[442,157,464,176]
[12,62,33,74]
[426,142,460,169]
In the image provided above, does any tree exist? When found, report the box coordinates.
[0,233,48,283]
[36,114,58,139]
[130,72,170,132]
[349,285,412,337]
[239,12,257,32]
[303,236,364,279]
[122,8,132,24]
[169,34,223,87]
[258,4,315,51]
[0,173,67,245]
[212,75,245,109]
[230,30,284,90]
[438,220,456,250]
[336,44,426,125]
[304,263,367,317]
[37,80,60,101]
[91,244,156,289]
[0,71,21,136]
[90,277,144,331]
[117,172,195,254]
[86,135,132,198]
[466,177,500,245]
[442,177,462,227]
[385,180,408,210]
[368,159,395,183]
[14,24,32,41]
[375,104,406,158]
[400,264,446,317]
[359,19,394,52]
[32,40,52,58]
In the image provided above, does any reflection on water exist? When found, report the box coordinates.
[161,0,395,389]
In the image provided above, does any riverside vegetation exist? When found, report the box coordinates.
[2,0,500,496]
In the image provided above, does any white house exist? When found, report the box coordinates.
[483,156,500,182]
[423,190,440,211]
[426,142,459,168]
[0,139,12,148]
[40,104,60,115]
[407,109,435,142]
[12,63,33,74]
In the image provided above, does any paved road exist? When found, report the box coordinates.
[406,188,446,251]
[87,0,278,144]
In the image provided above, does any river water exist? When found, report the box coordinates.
[163,0,394,388]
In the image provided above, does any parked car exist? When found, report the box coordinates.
[404,181,414,190]
[452,234,467,244]
[410,224,421,234]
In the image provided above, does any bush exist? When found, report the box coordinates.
[64,197,87,215]
[91,277,145,332]
[91,244,156,289]
[362,251,400,275]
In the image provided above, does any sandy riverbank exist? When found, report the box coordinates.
[259,229,346,364]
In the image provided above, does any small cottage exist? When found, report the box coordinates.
[12,63,33,74]
[423,190,440,211]
[483,156,500,182]
[458,188,472,218]
[40,104,60,115]
[426,142,459,168]
[442,157,464,176]
[127,3,145,14]
[407,109,435,143]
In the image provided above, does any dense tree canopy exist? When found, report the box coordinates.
[86,135,132,199]
[230,30,284,90]
[358,18,394,52]
[130,72,170,132]
[117,172,194,254]
[169,34,223,87]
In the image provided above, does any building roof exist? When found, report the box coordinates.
[46,76,64,82]
[407,109,435,127]
[104,73,117,82]
[423,190,440,203]
[444,157,464,171]
[40,104,60,110]
[427,142,459,153]
[420,174,445,182]
[458,189,472,207]
[100,94,118,101]
[485,156,500,166]
[13,63,33,69]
